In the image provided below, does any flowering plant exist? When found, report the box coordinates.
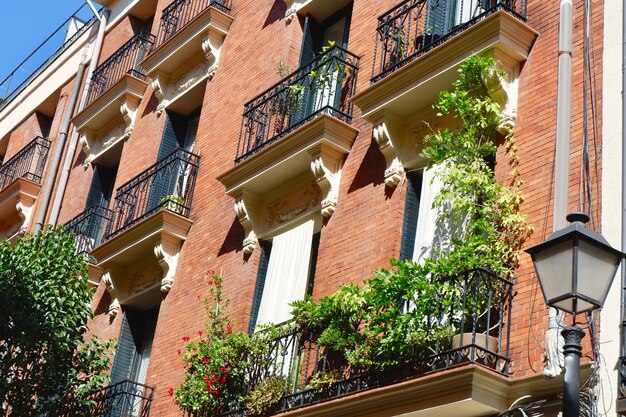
[173,274,250,414]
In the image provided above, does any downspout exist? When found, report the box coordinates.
[617,1,626,392]
[48,5,110,226]
[543,0,573,378]
[33,48,89,233]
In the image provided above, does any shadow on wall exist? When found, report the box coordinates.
[264,0,287,28]
[347,137,387,194]
[218,216,246,257]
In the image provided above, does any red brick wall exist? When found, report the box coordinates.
[41,0,605,413]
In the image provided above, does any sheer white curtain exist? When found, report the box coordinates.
[412,165,445,263]
[256,219,315,327]
[412,163,468,263]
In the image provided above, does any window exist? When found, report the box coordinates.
[400,166,448,263]
[109,306,159,416]
[248,219,321,332]
[148,110,200,212]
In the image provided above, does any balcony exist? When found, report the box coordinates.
[209,269,512,416]
[64,204,113,286]
[0,137,50,240]
[73,32,155,167]
[218,46,360,254]
[91,149,199,316]
[51,380,154,417]
[142,0,234,114]
[351,0,537,187]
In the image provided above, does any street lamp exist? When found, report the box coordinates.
[526,212,624,417]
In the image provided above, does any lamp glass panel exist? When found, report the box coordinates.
[553,298,574,314]
[577,239,620,307]
[532,240,573,304]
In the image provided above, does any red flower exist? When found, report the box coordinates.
[213,389,221,395]
[167,387,174,397]
[219,376,227,385]
[226,324,233,333]
[197,330,203,336]
[202,357,210,364]
[207,269,215,276]
[182,336,190,342]
[204,375,211,383]
[176,349,181,355]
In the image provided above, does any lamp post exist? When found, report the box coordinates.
[526,212,625,417]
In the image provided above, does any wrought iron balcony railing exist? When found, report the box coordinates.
[64,204,113,261]
[86,31,155,106]
[104,148,200,241]
[220,268,512,416]
[371,0,527,82]
[0,136,50,193]
[47,379,154,417]
[153,0,232,49]
[235,45,360,163]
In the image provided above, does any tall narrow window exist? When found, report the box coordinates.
[400,165,448,263]
[249,219,320,330]
[109,306,159,416]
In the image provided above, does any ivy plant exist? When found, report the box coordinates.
[0,226,115,416]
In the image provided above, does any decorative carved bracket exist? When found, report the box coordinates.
[309,145,344,217]
[15,196,36,235]
[483,65,518,135]
[202,30,226,81]
[234,190,260,254]
[102,271,120,318]
[154,236,182,293]
[372,110,406,188]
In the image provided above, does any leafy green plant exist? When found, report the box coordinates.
[243,376,287,416]
[174,274,250,414]
[290,55,531,375]
[159,194,184,213]
[0,226,116,416]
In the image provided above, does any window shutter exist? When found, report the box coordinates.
[307,232,321,295]
[248,241,272,334]
[85,165,105,209]
[156,112,180,160]
[399,171,423,260]
[426,0,452,37]
[299,15,321,66]
[109,314,138,384]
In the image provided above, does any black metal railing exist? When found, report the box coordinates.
[153,0,232,49]
[0,137,50,193]
[64,204,113,261]
[49,380,155,417]
[0,4,97,112]
[235,45,360,163]
[220,269,511,416]
[104,148,200,241]
[371,0,527,82]
[86,31,155,106]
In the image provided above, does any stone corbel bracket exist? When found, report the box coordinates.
[234,190,261,254]
[482,58,519,135]
[372,110,408,188]
[309,145,344,217]
[141,6,233,114]
[283,0,308,23]
[102,271,120,318]
[154,235,182,293]
[72,75,148,167]
[0,178,42,243]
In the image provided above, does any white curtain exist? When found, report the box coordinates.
[412,165,445,263]
[412,163,468,263]
[256,219,315,327]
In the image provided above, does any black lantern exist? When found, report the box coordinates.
[526,212,624,316]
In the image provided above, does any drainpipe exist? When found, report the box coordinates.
[617,1,626,390]
[34,48,89,233]
[543,0,573,378]
[47,5,110,226]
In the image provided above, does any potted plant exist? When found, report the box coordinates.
[159,194,184,214]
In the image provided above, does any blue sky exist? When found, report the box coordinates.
[0,1,89,95]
